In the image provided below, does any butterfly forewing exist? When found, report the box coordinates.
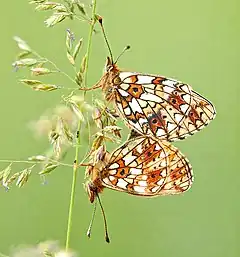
[110,71,216,141]
[100,136,193,196]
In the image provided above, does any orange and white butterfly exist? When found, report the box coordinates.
[87,18,216,142]
[85,133,193,202]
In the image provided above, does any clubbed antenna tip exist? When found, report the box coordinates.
[105,235,110,243]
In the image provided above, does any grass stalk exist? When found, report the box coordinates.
[65,0,97,250]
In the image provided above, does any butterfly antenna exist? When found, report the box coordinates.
[96,192,110,243]
[86,200,97,239]
[114,45,131,64]
[97,16,114,64]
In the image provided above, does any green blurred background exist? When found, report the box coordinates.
[0,0,238,256]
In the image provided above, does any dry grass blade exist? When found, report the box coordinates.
[39,163,59,175]
[13,36,32,52]
[73,38,83,60]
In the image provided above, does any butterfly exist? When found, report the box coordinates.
[85,133,193,203]
[86,18,216,142]
[94,56,216,142]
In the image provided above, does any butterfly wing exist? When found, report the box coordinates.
[100,136,193,196]
[114,72,216,141]
[168,90,216,141]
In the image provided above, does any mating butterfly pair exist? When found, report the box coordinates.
[85,58,216,202]
[84,18,216,205]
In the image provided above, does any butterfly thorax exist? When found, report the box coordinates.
[96,60,121,101]
[86,164,105,203]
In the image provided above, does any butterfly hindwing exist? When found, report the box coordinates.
[168,90,216,140]
[100,135,193,196]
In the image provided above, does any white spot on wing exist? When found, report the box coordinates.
[109,176,115,181]
[130,168,142,175]
[156,128,166,137]
[123,155,136,166]
[152,186,160,193]
[103,177,110,184]
[160,150,166,159]
[157,178,165,186]
[120,83,130,90]
[133,186,146,193]
[163,85,175,94]
[129,98,143,113]
[137,75,155,84]
[162,79,178,88]
[109,163,119,169]
[117,179,128,189]
[109,169,117,175]
[180,104,189,113]
[138,180,147,187]
[140,93,163,103]
[117,103,123,113]
[174,113,183,123]
[138,99,148,108]
[167,123,176,131]
[118,89,129,97]
[181,84,191,93]
[161,169,167,177]
[119,72,136,81]
[139,118,148,125]
[182,93,191,103]
[124,107,131,115]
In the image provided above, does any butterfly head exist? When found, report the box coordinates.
[104,56,119,73]
[96,57,120,101]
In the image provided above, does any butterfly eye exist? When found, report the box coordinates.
[113,76,121,85]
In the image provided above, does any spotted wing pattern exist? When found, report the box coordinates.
[100,136,193,196]
[113,72,216,141]
[168,90,216,141]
